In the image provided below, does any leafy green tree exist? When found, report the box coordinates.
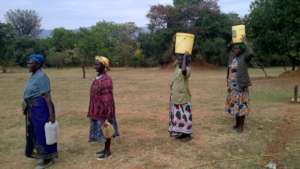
[0,23,15,73]
[14,36,36,66]
[46,48,65,68]
[247,0,300,70]
[143,0,240,66]
[51,28,77,52]
[76,21,139,77]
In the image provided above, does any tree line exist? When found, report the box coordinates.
[0,0,299,73]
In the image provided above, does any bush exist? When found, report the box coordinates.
[46,49,65,68]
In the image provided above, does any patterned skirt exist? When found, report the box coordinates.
[168,102,192,135]
[89,117,120,143]
[225,88,250,117]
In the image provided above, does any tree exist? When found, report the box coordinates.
[147,5,175,31]
[247,0,300,70]
[77,28,96,78]
[14,36,36,66]
[5,9,42,38]
[143,0,238,66]
[46,48,65,68]
[138,30,174,66]
[0,23,15,73]
[77,21,140,78]
[51,28,77,52]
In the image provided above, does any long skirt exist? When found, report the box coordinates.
[168,102,192,135]
[225,88,250,117]
[25,96,58,159]
[89,117,120,143]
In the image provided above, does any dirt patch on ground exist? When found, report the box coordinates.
[261,106,299,168]
[279,69,300,78]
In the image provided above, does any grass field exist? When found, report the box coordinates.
[0,67,299,169]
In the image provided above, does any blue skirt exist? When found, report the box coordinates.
[25,96,58,159]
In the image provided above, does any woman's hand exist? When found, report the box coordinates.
[242,36,248,45]
[22,101,27,115]
[49,113,56,123]
[241,87,248,92]
[103,122,109,128]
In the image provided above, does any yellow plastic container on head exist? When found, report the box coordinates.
[175,33,195,55]
[232,25,246,44]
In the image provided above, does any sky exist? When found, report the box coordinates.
[0,0,253,30]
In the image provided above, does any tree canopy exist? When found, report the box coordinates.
[5,9,42,38]
[1,0,299,72]
[246,0,300,69]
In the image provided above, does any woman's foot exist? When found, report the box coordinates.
[176,133,192,139]
[235,116,245,133]
[96,149,105,155]
[233,115,240,130]
[238,116,245,133]
[233,123,238,129]
[35,159,54,169]
[169,132,179,137]
[96,151,112,160]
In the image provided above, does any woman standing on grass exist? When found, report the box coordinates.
[87,56,120,160]
[23,54,58,168]
[225,42,253,133]
[168,54,192,139]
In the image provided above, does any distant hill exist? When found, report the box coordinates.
[39,29,53,38]
[140,27,150,33]
[38,26,150,39]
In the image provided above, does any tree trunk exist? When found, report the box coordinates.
[1,66,7,73]
[282,60,287,71]
[292,58,296,71]
[287,54,296,71]
[82,64,86,79]
[283,65,287,71]
[252,59,268,78]
[261,66,268,78]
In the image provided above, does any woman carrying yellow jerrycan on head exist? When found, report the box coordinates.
[225,25,254,133]
[169,33,194,140]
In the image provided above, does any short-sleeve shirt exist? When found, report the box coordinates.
[170,66,191,104]
[23,69,51,99]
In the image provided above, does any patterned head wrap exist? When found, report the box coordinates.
[29,54,45,64]
[95,56,110,68]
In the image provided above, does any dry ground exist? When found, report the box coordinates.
[0,67,299,169]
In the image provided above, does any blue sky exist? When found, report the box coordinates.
[0,0,253,29]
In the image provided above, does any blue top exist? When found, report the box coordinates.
[23,69,51,99]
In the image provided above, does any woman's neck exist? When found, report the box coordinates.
[32,68,41,75]
[97,71,105,76]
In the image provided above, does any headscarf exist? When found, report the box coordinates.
[29,54,45,64]
[95,56,110,69]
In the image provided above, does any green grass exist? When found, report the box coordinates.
[251,88,290,103]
